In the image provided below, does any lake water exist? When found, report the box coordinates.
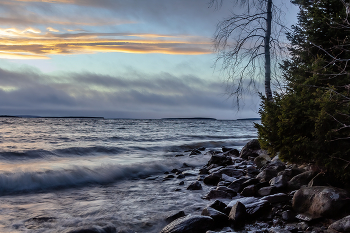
[0,118,258,232]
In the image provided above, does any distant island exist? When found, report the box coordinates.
[0,115,104,119]
[161,117,217,120]
[236,118,261,121]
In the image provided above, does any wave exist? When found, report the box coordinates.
[0,156,210,195]
[0,146,126,160]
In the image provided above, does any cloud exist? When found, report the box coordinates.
[0,28,213,59]
[0,67,253,119]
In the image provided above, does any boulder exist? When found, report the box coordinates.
[240,184,257,197]
[261,193,290,204]
[165,211,186,223]
[245,200,271,219]
[239,139,261,159]
[213,168,244,178]
[224,149,240,157]
[203,174,221,186]
[258,186,277,196]
[328,215,350,232]
[288,171,317,191]
[204,190,233,200]
[160,215,214,233]
[256,168,279,183]
[207,154,233,167]
[292,186,350,220]
[201,207,228,226]
[209,200,227,213]
[254,154,271,169]
[187,181,202,190]
[265,160,286,172]
[190,149,202,156]
[216,186,237,196]
[228,201,246,227]
[270,174,289,189]
[227,177,250,192]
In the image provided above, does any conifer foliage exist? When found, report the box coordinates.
[256,0,350,181]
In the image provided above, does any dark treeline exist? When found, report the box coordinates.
[256,0,350,182]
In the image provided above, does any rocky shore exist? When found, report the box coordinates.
[159,139,350,233]
[66,139,350,233]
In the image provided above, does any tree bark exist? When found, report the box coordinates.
[265,0,273,101]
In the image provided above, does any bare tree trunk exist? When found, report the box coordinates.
[265,0,273,101]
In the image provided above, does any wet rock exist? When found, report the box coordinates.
[256,168,279,183]
[67,225,117,233]
[165,211,186,224]
[281,210,295,222]
[197,175,206,181]
[198,147,206,151]
[261,193,290,204]
[269,228,291,233]
[258,186,277,196]
[209,200,227,213]
[187,181,202,190]
[179,181,185,185]
[159,215,214,233]
[270,174,289,189]
[175,154,185,157]
[265,160,286,173]
[190,149,202,156]
[222,146,233,153]
[228,201,246,227]
[288,171,317,191]
[207,154,233,167]
[226,197,259,209]
[224,149,240,157]
[182,170,198,176]
[292,186,350,220]
[201,207,228,226]
[246,165,260,177]
[199,167,209,175]
[245,200,271,219]
[171,169,180,173]
[217,181,231,187]
[177,174,185,179]
[254,154,271,169]
[239,139,261,159]
[328,215,350,232]
[203,173,221,186]
[221,174,237,183]
[164,174,175,180]
[213,168,244,178]
[204,190,233,200]
[240,184,257,197]
[227,177,250,192]
[216,186,237,196]
[241,178,259,189]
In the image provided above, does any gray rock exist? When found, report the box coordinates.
[165,211,186,223]
[177,174,185,179]
[288,171,317,191]
[328,215,350,232]
[239,139,261,160]
[269,228,291,233]
[187,181,202,190]
[216,186,237,196]
[182,170,198,176]
[270,174,289,189]
[209,200,227,213]
[204,190,233,200]
[213,168,244,178]
[201,207,228,226]
[254,154,271,169]
[292,186,350,220]
[179,181,185,185]
[282,210,295,222]
[203,174,221,186]
[261,193,290,204]
[258,186,277,196]
[190,149,202,156]
[256,168,279,183]
[207,154,233,167]
[227,177,250,192]
[228,201,246,227]
[226,197,259,209]
[240,184,257,197]
[245,200,271,218]
[160,215,214,233]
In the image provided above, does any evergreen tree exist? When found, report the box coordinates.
[256,0,350,181]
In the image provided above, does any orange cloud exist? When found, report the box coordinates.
[0,28,213,59]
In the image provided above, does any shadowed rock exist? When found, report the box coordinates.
[160,215,214,233]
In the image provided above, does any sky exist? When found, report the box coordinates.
[0,0,299,120]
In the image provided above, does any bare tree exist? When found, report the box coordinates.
[210,0,287,103]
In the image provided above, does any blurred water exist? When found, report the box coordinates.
[0,118,258,232]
